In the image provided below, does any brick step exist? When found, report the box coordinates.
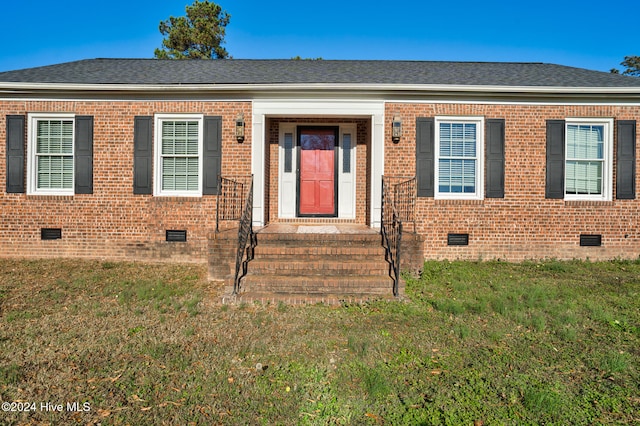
[248,258,390,275]
[223,226,403,298]
[240,275,395,295]
[255,232,382,245]
[251,246,387,259]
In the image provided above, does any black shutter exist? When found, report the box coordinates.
[74,116,93,194]
[486,118,505,198]
[616,120,636,200]
[6,115,25,193]
[203,116,222,195]
[545,120,565,199]
[416,117,434,197]
[133,116,153,194]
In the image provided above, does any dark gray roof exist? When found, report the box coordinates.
[1,58,640,88]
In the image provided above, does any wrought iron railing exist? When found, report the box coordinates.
[216,175,255,295]
[216,175,252,232]
[381,176,416,296]
[383,176,416,232]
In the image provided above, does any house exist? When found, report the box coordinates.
[1,59,639,298]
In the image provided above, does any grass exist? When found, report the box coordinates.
[0,258,639,424]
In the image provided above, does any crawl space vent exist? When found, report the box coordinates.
[41,228,62,240]
[166,230,187,242]
[447,233,469,246]
[580,234,602,247]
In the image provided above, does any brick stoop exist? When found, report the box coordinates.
[225,224,401,303]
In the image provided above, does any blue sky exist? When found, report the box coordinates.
[1,0,638,73]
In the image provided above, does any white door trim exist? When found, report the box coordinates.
[278,124,297,219]
[277,123,357,220]
[338,124,357,219]
[252,99,385,227]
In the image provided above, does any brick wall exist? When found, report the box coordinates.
[385,103,640,261]
[0,100,252,263]
[1,99,638,263]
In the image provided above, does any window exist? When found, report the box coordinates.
[154,114,203,196]
[27,113,75,195]
[435,117,484,199]
[565,118,613,201]
[343,133,352,173]
[284,132,293,173]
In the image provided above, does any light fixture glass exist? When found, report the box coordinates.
[392,115,402,143]
[236,113,245,142]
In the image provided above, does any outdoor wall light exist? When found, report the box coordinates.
[392,114,402,143]
[235,113,245,142]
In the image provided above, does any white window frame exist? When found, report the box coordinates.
[564,118,613,202]
[434,116,485,200]
[27,113,76,196]
[154,114,204,197]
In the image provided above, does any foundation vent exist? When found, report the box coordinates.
[580,234,602,247]
[166,230,187,242]
[41,228,62,240]
[447,233,469,246]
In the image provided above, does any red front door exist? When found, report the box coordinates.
[298,127,337,216]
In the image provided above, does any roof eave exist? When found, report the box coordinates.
[2,82,640,99]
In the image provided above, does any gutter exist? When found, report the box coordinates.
[2,82,640,102]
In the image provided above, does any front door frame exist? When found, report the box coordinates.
[251,99,385,228]
[296,125,339,217]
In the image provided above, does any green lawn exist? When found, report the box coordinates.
[0,258,638,425]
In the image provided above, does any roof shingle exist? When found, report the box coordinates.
[1,58,640,88]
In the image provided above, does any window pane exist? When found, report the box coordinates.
[450,160,463,191]
[37,155,73,190]
[162,121,199,155]
[439,123,452,156]
[567,125,603,160]
[37,120,73,154]
[439,159,476,193]
[464,124,477,157]
[440,123,476,158]
[284,133,293,173]
[566,160,602,195]
[162,157,199,191]
[300,130,335,150]
[438,160,449,192]
[463,160,476,193]
[343,133,351,174]
[162,158,176,191]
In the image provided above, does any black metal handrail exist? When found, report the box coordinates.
[381,176,416,296]
[384,176,416,232]
[233,176,255,295]
[216,175,252,232]
[216,175,255,295]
